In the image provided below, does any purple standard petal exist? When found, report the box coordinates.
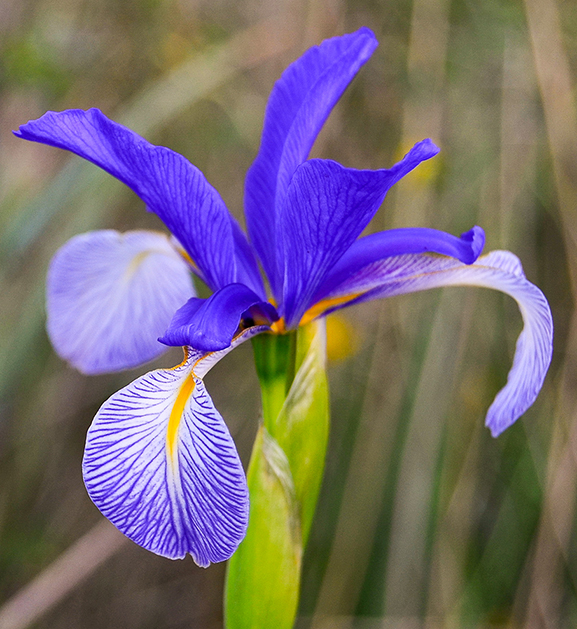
[160,283,278,352]
[47,230,195,375]
[230,216,267,298]
[279,140,440,327]
[15,109,242,292]
[322,250,553,435]
[83,327,265,564]
[313,226,485,301]
[245,28,378,297]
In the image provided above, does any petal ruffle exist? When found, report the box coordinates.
[280,140,440,327]
[322,250,553,436]
[83,326,266,565]
[244,27,378,297]
[159,283,278,351]
[313,226,485,301]
[46,230,195,375]
[15,109,245,292]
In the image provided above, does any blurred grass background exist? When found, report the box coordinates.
[0,0,575,627]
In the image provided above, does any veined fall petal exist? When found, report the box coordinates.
[321,250,553,436]
[47,229,195,374]
[83,326,267,565]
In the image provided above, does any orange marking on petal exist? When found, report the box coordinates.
[270,317,286,334]
[299,292,364,327]
[171,240,200,273]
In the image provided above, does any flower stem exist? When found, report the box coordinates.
[251,331,297,427]
[225,321,329,629]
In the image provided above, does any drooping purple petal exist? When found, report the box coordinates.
[160,283,278,351]
[313,226,485,301]
[46,230,195,375]
[83,327,265,564]
[15,109,239,292]
[245,28,378,297]
[280,140,440,327]
[322,250,553,435]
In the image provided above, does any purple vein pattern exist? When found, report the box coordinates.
[83,328,266,565]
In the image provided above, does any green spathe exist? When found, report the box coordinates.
[225,320,329,629]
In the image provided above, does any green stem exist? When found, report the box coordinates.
[251,331,297,426]
[225,322,329,629]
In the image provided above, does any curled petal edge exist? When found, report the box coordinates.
[313,225,485,302]
[160,283,278,352]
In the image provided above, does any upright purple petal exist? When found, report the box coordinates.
[245,28,378,297]
[313,226,485,301]
[230,217,266,298]
[15,109,239,292]
[83,327,265,564]
[47,230,194,374]
[280,140,440,327]
[160,283,278,351]
[321,250,553,435]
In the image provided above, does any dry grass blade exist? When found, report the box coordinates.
[521,0,577,625]
[0,521,127,629]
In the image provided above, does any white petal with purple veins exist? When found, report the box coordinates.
[323,250,553,436]
[47,230,195,374]
[82,327,267,564]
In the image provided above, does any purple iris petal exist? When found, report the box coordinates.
[47,230,194,374]
[230,217,266,298]
[160,283,278,351]
[321,250,553,436]
[83,327,265,564]
[280,140,440,327]
[313,226,485,301]
[14,109,245,292]
[245,27,378,298]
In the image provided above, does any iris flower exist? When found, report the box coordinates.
[15,27,552,568]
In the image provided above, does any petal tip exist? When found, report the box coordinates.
[460,226,486,263]
[485,412,507,438]
[418,138,441,159]
[356,26,379,48]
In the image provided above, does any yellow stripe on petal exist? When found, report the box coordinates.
[167,374,195,460]
[299,292,363,327]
